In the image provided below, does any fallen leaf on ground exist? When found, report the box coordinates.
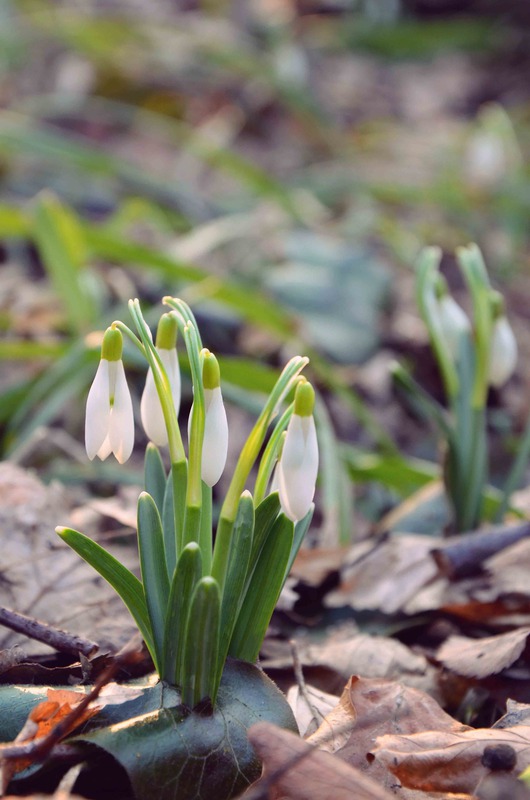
[245,721,394,800]
[286,683,340,737]
[0,688,100,791]
[298,626,442,700]
[0,463,140,653]
[436,627,530,679]
[371,724,530,794]
[325,534,442,615]
[307,676,466,795]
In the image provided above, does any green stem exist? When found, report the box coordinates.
[127,299,185,465]
[496,413,530,523]
[199,482,212,575]
[254,404,294,505]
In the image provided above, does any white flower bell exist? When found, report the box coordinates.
[278,380,318,523]
[189,350,228,487]
[488,314,517,388]
[141,314,181,446]
[85,327,134,464]
[436,294,471,361]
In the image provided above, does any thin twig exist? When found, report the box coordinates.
[290,639,324,731]
[0,606,99,658]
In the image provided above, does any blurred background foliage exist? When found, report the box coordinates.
[2,0,530,543]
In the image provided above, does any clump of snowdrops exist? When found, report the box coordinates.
[58,297,318,708]
[394,244,523,532]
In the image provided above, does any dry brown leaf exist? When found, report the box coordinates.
[245,721,394,800]
[286,684,340,737]
[306,682,355,752]
[371,725,530,794]
[325,533,442,615]
[0,463,139,653]
[436,627,530,679]
[305,676,467,798]
[0,688,100,790]
[291,547,348,587]
[298,626,441,700]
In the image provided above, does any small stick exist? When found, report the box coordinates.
[0,607,99,658]
[290,639,324,731]
[431,520,530,579]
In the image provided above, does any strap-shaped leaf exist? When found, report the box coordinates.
[137,492,170,671]
[144,443,167,516]
[216,492,254,684]
[163,543,202,685]
[228,514,293,664]
[56,526,153,655]
[181,577,221,708]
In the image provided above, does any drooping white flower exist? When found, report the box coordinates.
[141,349,181,446]
[436,294,471,361]
[85,328,134,464]
[488,315,517,388]
[141,314,181,446]
[189,350,228,487]
[202,385,228,487]
[277,381,318,523]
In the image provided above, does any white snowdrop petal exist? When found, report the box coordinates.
[141,367,168,446]
[85,360,111,460]
[437,296,470,361]
[201,387,228,487]
[278,415,318,523]
[109,360,135,464]
[489,316,517,388]
[96,433,112,461]
[160,348,181,418]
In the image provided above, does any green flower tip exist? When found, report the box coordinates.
[294,380,315,417]
[101,327,123,362]
[489,290,505,320]
[434,273,448,300]
[202,350,220,389]
[155,313,178,349]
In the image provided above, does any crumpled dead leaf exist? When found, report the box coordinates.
[0,462,139,653]
[245,721,394,800]
[295,625,442,701]
[0,688,100,791]
[286,683,340,737]
[436,627,530,679]
[371,723,530,793]
[306,676,466,796]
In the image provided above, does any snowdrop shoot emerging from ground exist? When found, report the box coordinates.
[63,297,317,708]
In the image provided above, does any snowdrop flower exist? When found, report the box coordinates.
[190,350,228,487]
[278,380,318,523]
[436,293,471,362]
[488,313,517,388]
[141,314,181,446]
[85,327,134,464]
